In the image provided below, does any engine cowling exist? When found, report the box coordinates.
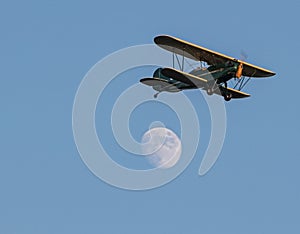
[236,63,243,78]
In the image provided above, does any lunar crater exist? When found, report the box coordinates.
[141,127,181,168]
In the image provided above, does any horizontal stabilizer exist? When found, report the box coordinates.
[140,77,180,92]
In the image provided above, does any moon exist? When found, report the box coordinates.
[141,127,182,168]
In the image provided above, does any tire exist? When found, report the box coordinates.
[224,93,232,101]
[207,88,213,95]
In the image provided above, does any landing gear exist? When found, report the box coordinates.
[224,93,232,101]
[206,88,213,95]
[206,81,217,96]
[222,82,231,101]
[154,92,160,98]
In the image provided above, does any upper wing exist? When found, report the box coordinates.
[154,35,276,78]
[239,61,275,77]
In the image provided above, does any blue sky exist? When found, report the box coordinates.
[1,0,300,233]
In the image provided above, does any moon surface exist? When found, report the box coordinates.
[141,127,182,168]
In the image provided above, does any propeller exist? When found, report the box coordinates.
[240,50,248,61]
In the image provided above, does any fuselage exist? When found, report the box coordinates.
[190,61,238,84]
[153,61,239,91]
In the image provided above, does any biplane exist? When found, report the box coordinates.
[140,35,275,101]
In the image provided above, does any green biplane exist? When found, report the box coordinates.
[140,35,275,101]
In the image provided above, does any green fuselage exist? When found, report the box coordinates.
[154,61,239,90]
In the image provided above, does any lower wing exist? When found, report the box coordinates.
[217,86,250,99]
[160,67,250,99]
[161,67,207,88]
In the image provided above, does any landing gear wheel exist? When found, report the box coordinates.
[224,93,232,101]
[206,88,213,95]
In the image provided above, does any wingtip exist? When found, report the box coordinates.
[153,34,173,44]
[267,71,276,77]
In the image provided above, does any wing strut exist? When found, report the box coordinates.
[233,76,252,91]
[172,48,186,71]
[182,49,185,71]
